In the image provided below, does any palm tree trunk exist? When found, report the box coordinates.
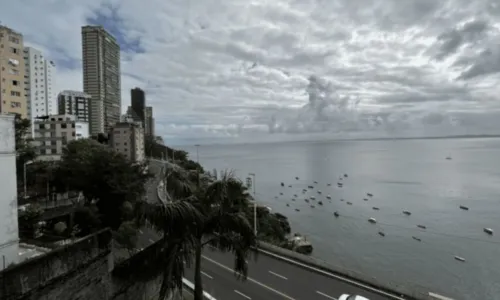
[193,244,204,300]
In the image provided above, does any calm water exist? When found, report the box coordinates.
[182,138,500,299]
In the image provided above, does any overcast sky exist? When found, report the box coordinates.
[2,0,500,145]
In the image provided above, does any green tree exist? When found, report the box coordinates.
[54,139,152,229]
[139,167,257,300]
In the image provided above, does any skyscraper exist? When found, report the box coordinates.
[127,87,154,136]
[24,47,57,123]
[81,25,121,136]
[0,25,27,118]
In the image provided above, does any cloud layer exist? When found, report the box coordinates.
[2,0,500,143]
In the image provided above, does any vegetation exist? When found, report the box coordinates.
[137,167,259,300]
[53,139,152,229]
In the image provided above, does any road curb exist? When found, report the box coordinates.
[182,278,217,300]
[255,241,435,300]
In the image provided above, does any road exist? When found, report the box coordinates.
[182,248,392,300]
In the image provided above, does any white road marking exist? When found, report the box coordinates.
[202,255,297,300]
[139,230,143,234]
[149,239,155,243]
[269,270,288,280]
[256,248,406,300]
[201,271,213,279]
[234,290,251,299]
[316,290,337,300]
[429,292,455,300]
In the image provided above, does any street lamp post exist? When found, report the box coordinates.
[248,173,257,236]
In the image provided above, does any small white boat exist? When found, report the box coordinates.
[403,210,411,215]
[318,201,323,205]
[368,218,376,223]
[326,195,332,199]
[367,193,373,197]
[310,196,315,200]
[484,228,494,235]
[317,190,322,194]
[295,208,300,212]
[454,256,465,262]
[363,198,368,201]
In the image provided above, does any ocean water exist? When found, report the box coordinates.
[182,138,500,299]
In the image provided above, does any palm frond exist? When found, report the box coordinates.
[164,165,195,199]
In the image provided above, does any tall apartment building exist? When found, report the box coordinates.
[57,90,91,122]
[33,114,89,160]
[81,25,121,136]
[24,47,57,118]
[0,25,27,118]
[109,121,145,162]
[127,87,154,136]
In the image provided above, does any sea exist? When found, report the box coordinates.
[181,137,500,300]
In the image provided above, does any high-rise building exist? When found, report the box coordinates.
[0,25,27,118]
[81,25,121,136]
[33,114,89,160]
[109,120,145,162]
[127,87,154,136]
[57,90,91,123]
[23,47,57,124]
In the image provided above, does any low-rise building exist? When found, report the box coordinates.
[109,121,145,162]
[0,114,19,270]
[33,114,89,160]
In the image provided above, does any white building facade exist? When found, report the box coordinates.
[0,114,19,270]
[23,47,56,134]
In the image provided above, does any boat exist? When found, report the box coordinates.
[340,198,344,201]
[291,199,295,201]
[285,234,313,254]
[281,182,284,187]
[363,198,368,201]
[295,177,299,180]
[295,208,300,212]
[403,210,411,215]
[454,256,465,262]
[318,201,323,205]
[372,207,379,210]
[368,218,376,224]
[317,190,322,194]
[305,199,309,203]
[378,232,385,237]
[347,202,352,205]
[274,196,278,199]
[310,196,315,200]
[484,228,494,235]
[293,194,297,197]
[310,205,315,208]
[327,183,331,186]
[326,195,332,199]
[412,236,421,242]
[280,193,283,195]
[417,225,426,229]
[367,193,373,197]
[308,185,313,189]
[459,205,469,210]
[314,181,318,184]
[286,204,289,207]
[446,156,452,160]
[344,174,348,178]
[288,185,292,188]
[333,211,339,217]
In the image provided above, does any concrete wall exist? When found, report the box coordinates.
[0,114,19,271]
[257,240,432,300]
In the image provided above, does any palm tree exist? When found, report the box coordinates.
[141,165,257,300]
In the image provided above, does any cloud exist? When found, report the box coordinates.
[2,0,500,144]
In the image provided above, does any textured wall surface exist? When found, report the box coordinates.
[0,114,19,271]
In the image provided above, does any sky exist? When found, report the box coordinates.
[2,0,500,145]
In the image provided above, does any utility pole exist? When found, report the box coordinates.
[248,173,257,236]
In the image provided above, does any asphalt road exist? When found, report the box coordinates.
[181,248,393,300]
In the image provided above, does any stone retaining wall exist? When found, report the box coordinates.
[257,241,434,300]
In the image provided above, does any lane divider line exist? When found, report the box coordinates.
[202,255,297,300]
[429,292,455,300]
[234,289,252,299]
[201,271,213,279]
[269,270,288,280]
[182,277,217,300]
[256,248,406,300]
[316,290,337,300]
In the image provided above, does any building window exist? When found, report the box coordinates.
[61,123,67,129]
[12,80,19,86]
[10,47,19,54]
[38,124,45,129]
[10,91,21,96]
[10,101,21,108]
[9,36,20,44]
[9,69,19,75]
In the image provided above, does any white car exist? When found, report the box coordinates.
[339,295,370,300]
